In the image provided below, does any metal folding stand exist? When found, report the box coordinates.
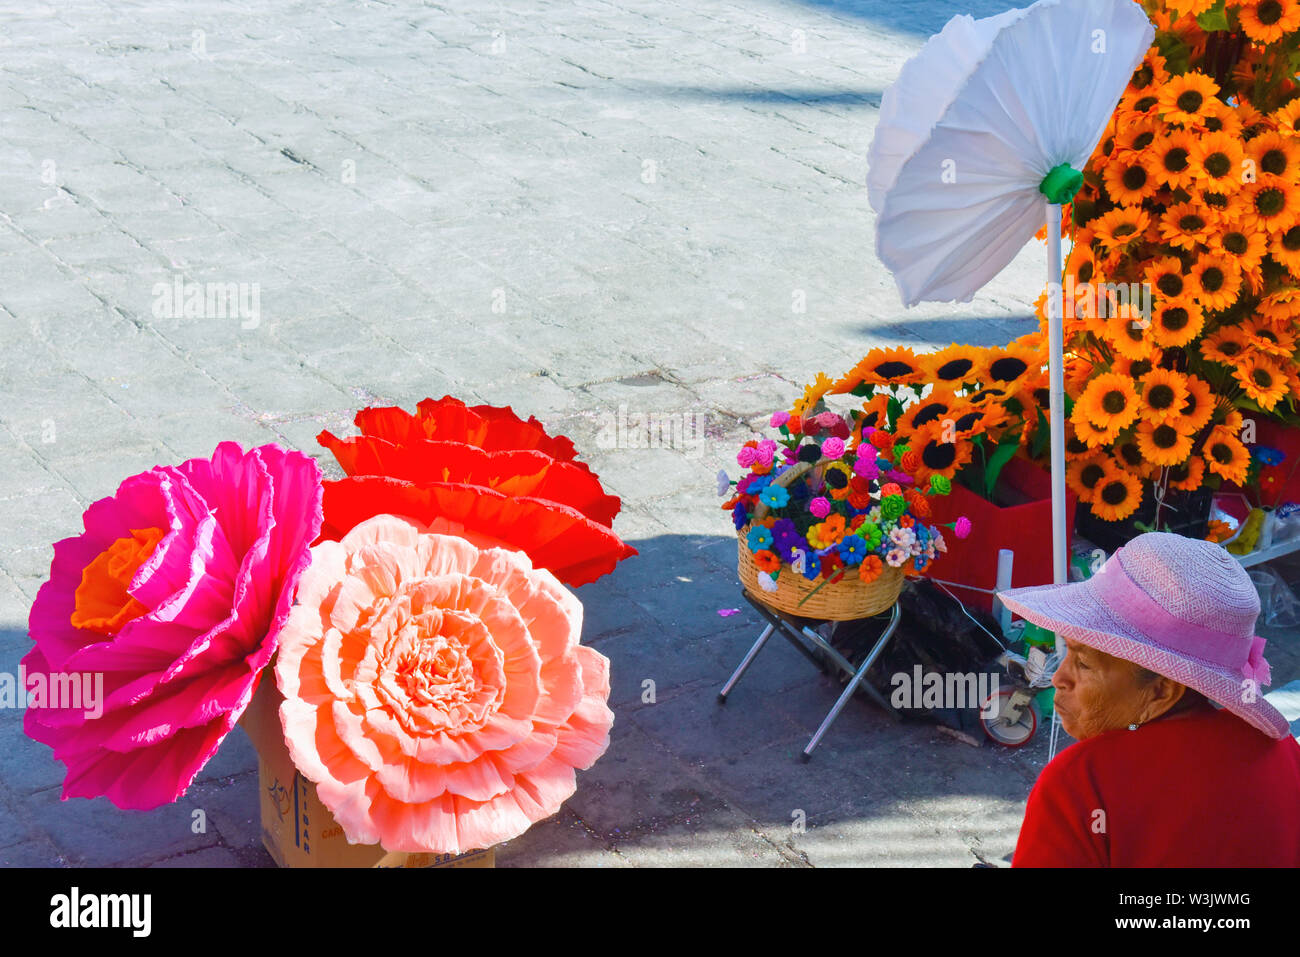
[717,589,903,761]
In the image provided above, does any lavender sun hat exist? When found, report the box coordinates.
[997,531,1289,739]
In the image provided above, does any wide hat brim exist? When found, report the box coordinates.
[999,577,1291,740]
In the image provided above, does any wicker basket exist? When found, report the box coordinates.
[737,531,904,620]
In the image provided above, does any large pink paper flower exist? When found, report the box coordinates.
[24,442,322,810]
[275,514,613,853]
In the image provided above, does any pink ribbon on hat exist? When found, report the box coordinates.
[1092,548,1271,685]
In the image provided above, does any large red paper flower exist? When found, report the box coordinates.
[275,514,613,853]
[318,397,635,586]
[24,443,322,809]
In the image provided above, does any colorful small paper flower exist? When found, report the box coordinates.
[737,446,759,468]
[1254,446,1285,467]
[954,516,972,539]
[770,411,790,428]
[809,496,832,518]
[732,502,749,531]
[929,474,952,495]
[880,494,907,521]
[801,551,822,581]
[886,546,909,567]
[747,526,774,551]
[858,555,884,583]
[753,550,781,573]
[822,437,846,459]
[854,455,880,481]
[837,535,868,565]
[759,485,790,509]
[716,469,731,496]
[757,571,779,592]
[24,443,323,809]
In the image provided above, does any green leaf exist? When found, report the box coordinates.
[1196,0,1229,32]
[984,435,1021,499]
[886,396,904,430]
[1031,405,1051,459]
[851,383,873,398]
[1003,396,1024,417]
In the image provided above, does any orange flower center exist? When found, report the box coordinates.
[71,527,166,635]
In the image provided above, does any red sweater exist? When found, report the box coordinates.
[1013,705,1300,867]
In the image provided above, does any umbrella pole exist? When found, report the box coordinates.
[1046,201,1068,602]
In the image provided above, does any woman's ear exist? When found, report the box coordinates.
[1139,673,1187,724]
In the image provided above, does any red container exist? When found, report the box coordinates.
[924,455,1077,614]
[1220,418,1300,508]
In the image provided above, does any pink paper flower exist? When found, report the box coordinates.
[737,447,759,468]
[822,437,846,459]
[853,455,880,481]
[769,411,790,428]
[23,443,322,810]
[809,496,832,518]
[955,516,972,539]
[275,515,613,854]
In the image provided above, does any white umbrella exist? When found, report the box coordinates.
[867,0,1154,590]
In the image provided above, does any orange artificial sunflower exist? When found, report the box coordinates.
[896,386,961,436]
[1150,130,1201,190]
[1135,419,1195,467]
[1076,372,1141,432]
[916,343,987,387]
[793,371,836,415]
[1178,373,1216,432]
[1258,288,1300,322]
[1212,224,1269,273]
[1144,256,1189,300]
[1113,356,1156,380]
[1270,223,1300,274]
[1241,177,1299,234]
[1273,99,1300,138]
[1150,297,1205,348]
[1191,131,1246,191]
[1202,425,1251,485]
[1187,254,1243,310]
[1114,116,1162,154]
[1242,315,1299,358]
[1092,206,1151,253]
[1102,151,1160,205]
[1112,436,1159,481]
[1248,131,1300,182]
[1167,454,1206,492]
[1103,307,1159,361]
[1140,367,1191,424]
[855,392,893,435]
[1158,72,1220,127]
[1090,468,1145,522]
[1234,354,1289,411]
[1238,0,1300,45]
[847,346,926,387]
[982,343,1041,389]
[1065,451,1110,504]
[908,419,973,486]
[1159,201,1216,250]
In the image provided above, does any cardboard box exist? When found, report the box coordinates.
[239,675,495,869]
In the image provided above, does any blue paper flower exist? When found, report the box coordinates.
[759,485,790,509]
[747,526,773,552]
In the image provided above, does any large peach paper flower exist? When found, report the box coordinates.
[275,514,613,854]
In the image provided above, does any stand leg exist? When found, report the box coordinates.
[717,624,774,703]
[801,605,902,759]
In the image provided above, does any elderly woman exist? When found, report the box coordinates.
[997,531,1300,867]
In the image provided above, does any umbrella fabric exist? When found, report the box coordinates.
[867,0,1154,306]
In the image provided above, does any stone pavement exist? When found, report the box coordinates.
[1,0,1297,867]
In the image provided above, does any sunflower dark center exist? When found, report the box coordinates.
[936,358,973,380]
[1201,267,1225,292]
[1211,442,1234,464]
[1162,307,1190,331]
[1205,153,1231,178]
[1067,436,1090,455]
[1147,383,1176,409]
[1081,463,1106,487]
[1262,149,1288,176]
[954,412,982,432]
[1133,64,1154,89]
[990,357,1029,381]
[874,361,915,379]
[1153,424,1179,448]
[1133,131,1156,150]
[1256,188,1285,216]
[1164,147,1190,172]
[1283,226,1300,251]
[921,441,957,470]
[1175,92,1202,115]
[913,403,947,427]
[1120,442,1143,467]
[1179,214,1205,232]
[1253,368,1274,388]
[824,468,849,489]
[1102,390,1129,414]
[1131,359,1154,378]
[1122,166,1148,191]
[1113,223,1138,238]
[1223,232,1249,255]
[1156,273,1184,296]
[1260,0,1283,25]
[1100,481,1131,506]
[1218,339,1243,356]
[1205,192,1229,210]
[1079,262,1094,283]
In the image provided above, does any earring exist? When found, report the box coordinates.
[1128,723,1139,731]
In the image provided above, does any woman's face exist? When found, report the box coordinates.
[1051,639,1157,739]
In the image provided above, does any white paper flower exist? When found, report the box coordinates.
[716,469,731,497]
